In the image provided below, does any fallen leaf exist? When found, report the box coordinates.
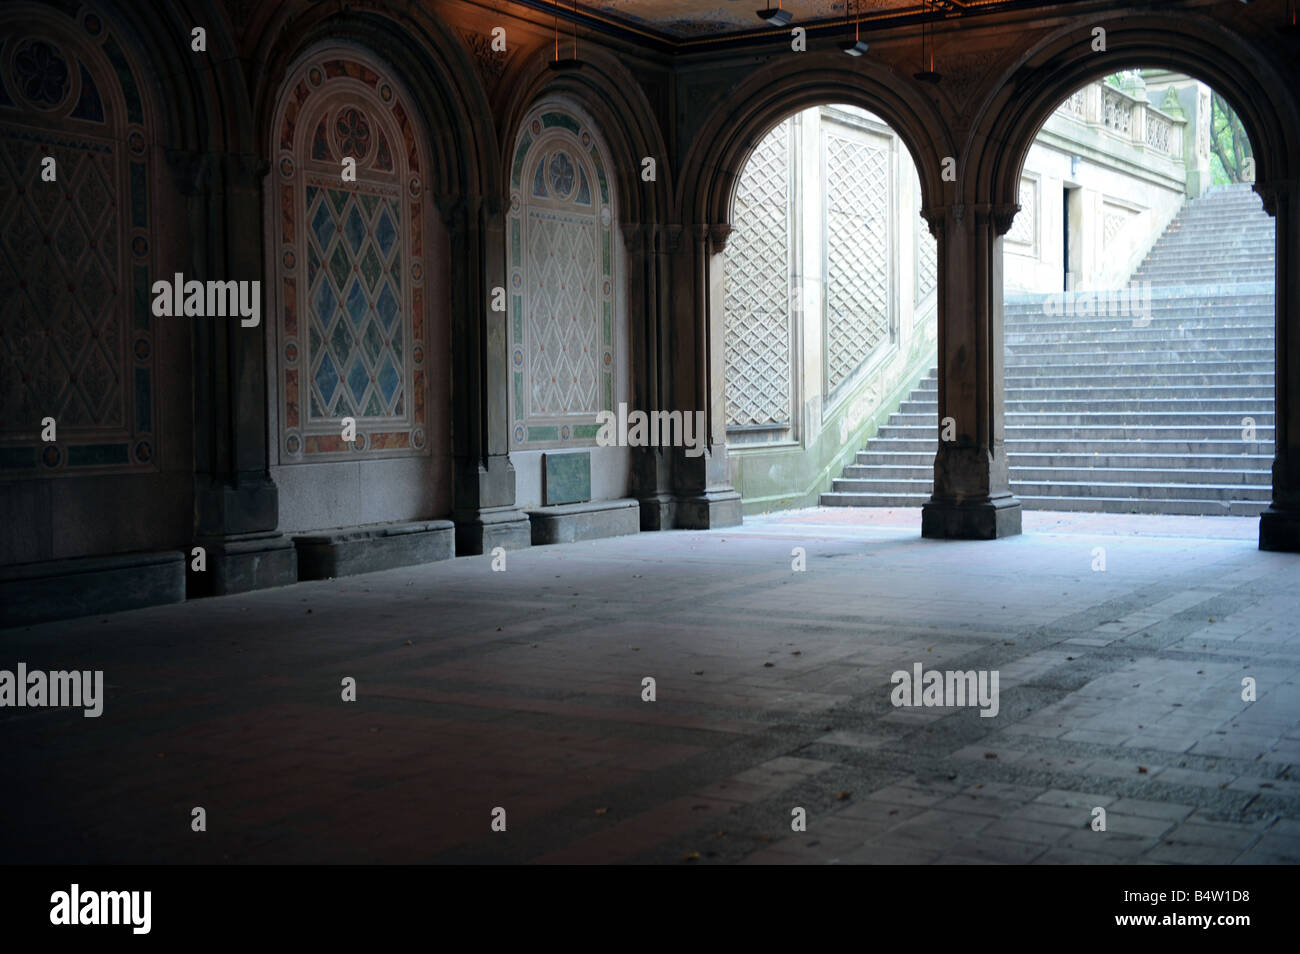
[837,791,851,800]
[682,851,701,861]
[595,808,608,815]
[1138,765,1148,774]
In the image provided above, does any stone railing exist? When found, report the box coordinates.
[1054,80,1185,160]
[1102,86,1132,135]
[1145,109,1177,156]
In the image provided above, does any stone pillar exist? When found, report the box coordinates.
[920,203,1022,539]
[171,151,296,595]
[625,224,677,529]
[1259,179,1300,551]
[672,224,742,529]
[441,194,530,554]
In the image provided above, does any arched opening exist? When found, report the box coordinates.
[719,103,937,513]
[1000,69,1273,518]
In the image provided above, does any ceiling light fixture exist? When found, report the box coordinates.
[841,0,869,55]
[913,0,941,83]
[549,0,581,71]
[757,2,793,27]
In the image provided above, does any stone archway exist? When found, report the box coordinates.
[678,55,954,530]
[964,13,1300,549]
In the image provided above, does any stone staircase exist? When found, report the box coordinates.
[822,184,1276,515]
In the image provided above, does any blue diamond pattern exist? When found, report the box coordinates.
[375,208,397,259]
[346,354,369,405]
[315,351,340,407]
[310,201,335,251]
[344,205,367,254]
[375,282,398,329]
[377,354,400,407]
[344,277,367,328]
[313,278,337,323]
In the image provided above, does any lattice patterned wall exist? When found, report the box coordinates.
[914,174,937,303]
[823,121,891,392]
[723,118,793,429]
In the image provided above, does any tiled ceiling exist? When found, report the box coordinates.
[566,0,992,40]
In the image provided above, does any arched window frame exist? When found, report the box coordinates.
[270,51,429,462]
[0,5,158,476]
[507,105,615,449]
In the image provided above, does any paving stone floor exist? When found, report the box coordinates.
[3,508,1299,865]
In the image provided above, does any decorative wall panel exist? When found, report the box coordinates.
[508,107,615,448]
[0,9,157,476]
[272,54,427,461]
[823,121,891,392]
[723,118,793,429]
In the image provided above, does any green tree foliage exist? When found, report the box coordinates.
[1209,92,1253,184]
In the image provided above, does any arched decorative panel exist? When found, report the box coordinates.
[271,52,428,461]
[0,5,157,476]
[507,106,615,449]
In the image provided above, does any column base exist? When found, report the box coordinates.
[1259,507,1300,552]
[190,531,298,597]
[638,493,677,531]
[675,489,743,529]
[453,507,532,556]
[922,494,1022,540]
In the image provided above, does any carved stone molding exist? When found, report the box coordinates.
[458,29,508,91]
[1253,180,1292,219]
[920,207,944,240]
[708,223,733,252]
[992,203,1021,236]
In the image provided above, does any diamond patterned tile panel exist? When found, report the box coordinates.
[723,119,792,428]
[825,129,890,391]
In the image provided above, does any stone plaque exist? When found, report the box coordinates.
[543,452,592,506]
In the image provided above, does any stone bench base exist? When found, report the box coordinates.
[189,531,298,598]
[525,498,640,545]
[293,519,455,580]
[1,550,185,628]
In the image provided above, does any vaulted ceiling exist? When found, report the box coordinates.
[545,0,1027,41]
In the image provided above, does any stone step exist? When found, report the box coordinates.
[855,450,1272,470]
[818,491,1269,517]
[1004,349,1274,366]
[829,476,1270,502]
[1005,328,1274,345]
[898,398,1272,415]
[864,437,1274,455]
[1001,386,1274,400]
[1000,369,1275,385]
[1003,305,1276,321]
[879,421,1274,438]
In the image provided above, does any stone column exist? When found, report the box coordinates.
[672,224,742,529]
[178,150,297,595]
[441,194,530,554]
[1259,179,1300,551]
[920,203,1022,539]
[625,223,676,529]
